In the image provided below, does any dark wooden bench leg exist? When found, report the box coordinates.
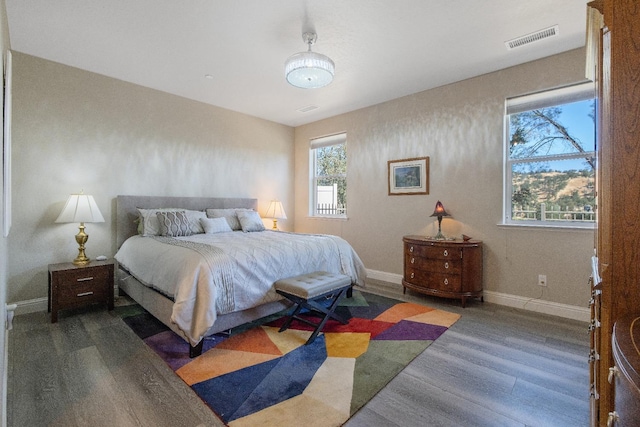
[189,340,204,358]
[305,288,347,344]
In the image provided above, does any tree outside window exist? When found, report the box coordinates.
[505,83,596,226]
[310,133,347,217]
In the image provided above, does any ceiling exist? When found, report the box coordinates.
[6,0,589,127]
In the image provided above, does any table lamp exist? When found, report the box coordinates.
[265,200,287,230]
[55,193,105,265]
[430,200,450,240]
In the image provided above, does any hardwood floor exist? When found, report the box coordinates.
[8,281,589,426]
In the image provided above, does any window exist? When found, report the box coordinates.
[504,83,596,227]
[310,133,347,217]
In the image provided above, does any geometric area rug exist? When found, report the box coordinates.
[118,290,460,427]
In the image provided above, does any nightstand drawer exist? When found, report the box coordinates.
[58,280,107,303]
[54,267,110,286]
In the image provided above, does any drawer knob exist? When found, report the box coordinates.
[409,246,414,253]
[443,250,448,257]
[444,262,449,269]
[77,291,94,297]
[607,411,619,427]
[410,273,414,279]
[444,278,449,286]
[410,257,415,264]
[608,366,619,384]
[76,277,94,282]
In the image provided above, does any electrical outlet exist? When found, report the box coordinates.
[538,274,547,287]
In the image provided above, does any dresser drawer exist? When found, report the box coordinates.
[404,267,462,292]
[405,243,460,260]
[405,254,462,275]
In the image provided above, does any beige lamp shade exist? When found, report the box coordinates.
[55,194,105,224]
[56,194,104,265]
[265,200,286,230]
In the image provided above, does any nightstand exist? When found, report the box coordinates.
[48,259,116,323]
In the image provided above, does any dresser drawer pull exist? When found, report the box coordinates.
[443,250,448,257]
[409,246,414,253]
[444,278,449,286]
[410,273,414,279]
[410,257,415,264]
[76,277,94,282]
[77,291,94,297]
[608,366,619,384]
[444,262,449,269]
[607,411,619,427]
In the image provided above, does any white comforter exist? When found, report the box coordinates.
[115,230,366,345]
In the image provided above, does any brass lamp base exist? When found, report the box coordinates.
[73,223,91,265]
[272,219,278,230]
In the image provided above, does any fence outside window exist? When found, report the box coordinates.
[316,203,346,216]
[512,203,595,222]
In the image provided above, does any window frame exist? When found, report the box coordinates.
[309,132,347,218]
[503,82,596,229]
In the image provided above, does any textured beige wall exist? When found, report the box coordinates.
[8,52,294,303]
[294,48,594,307]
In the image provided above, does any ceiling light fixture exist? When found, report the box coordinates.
[285,32,334,89]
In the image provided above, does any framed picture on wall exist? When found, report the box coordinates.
[388,157,429,195]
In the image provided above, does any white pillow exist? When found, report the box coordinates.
[138,208,206,236]
[205,208,251,231]
[237,210,265,232]
[200,217,233,234]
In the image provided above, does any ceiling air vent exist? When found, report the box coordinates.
[505,25,559,50]
[297,105,319,113]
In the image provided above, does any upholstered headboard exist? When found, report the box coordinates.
[116,195,258,248]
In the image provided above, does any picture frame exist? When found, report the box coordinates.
[388,156,429,195]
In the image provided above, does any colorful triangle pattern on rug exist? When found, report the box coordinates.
[118,290,460,427]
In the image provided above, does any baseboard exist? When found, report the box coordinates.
[366,269,403,285]
[365,268,589,322]
[13,297,47,316]
[11,272,590,323]
[483,290,590,322]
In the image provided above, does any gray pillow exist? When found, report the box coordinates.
[237,210,265,232]
[200,217,233,234]
[156,211,192,237]
[206,208,250,231]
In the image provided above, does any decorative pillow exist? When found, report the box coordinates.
[156,211,192,237]
[205,208,251,231]
[138,208,206,236]
[185,210,207,234]
[237,210,265,232]
[200,217,233,234]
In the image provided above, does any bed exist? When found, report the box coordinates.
[114,195,366,357]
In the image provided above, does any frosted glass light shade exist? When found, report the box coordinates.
[55,194,105,223]
[285,51,335,89]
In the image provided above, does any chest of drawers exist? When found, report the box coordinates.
[402,235,483,307]
[48,259,115,322]
[609,314,640,426]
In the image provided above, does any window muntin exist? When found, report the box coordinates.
[505,83,596,227]
[310,133,347,217]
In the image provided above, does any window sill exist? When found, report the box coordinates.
[307,215,348,221]
[498,222,595,232]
